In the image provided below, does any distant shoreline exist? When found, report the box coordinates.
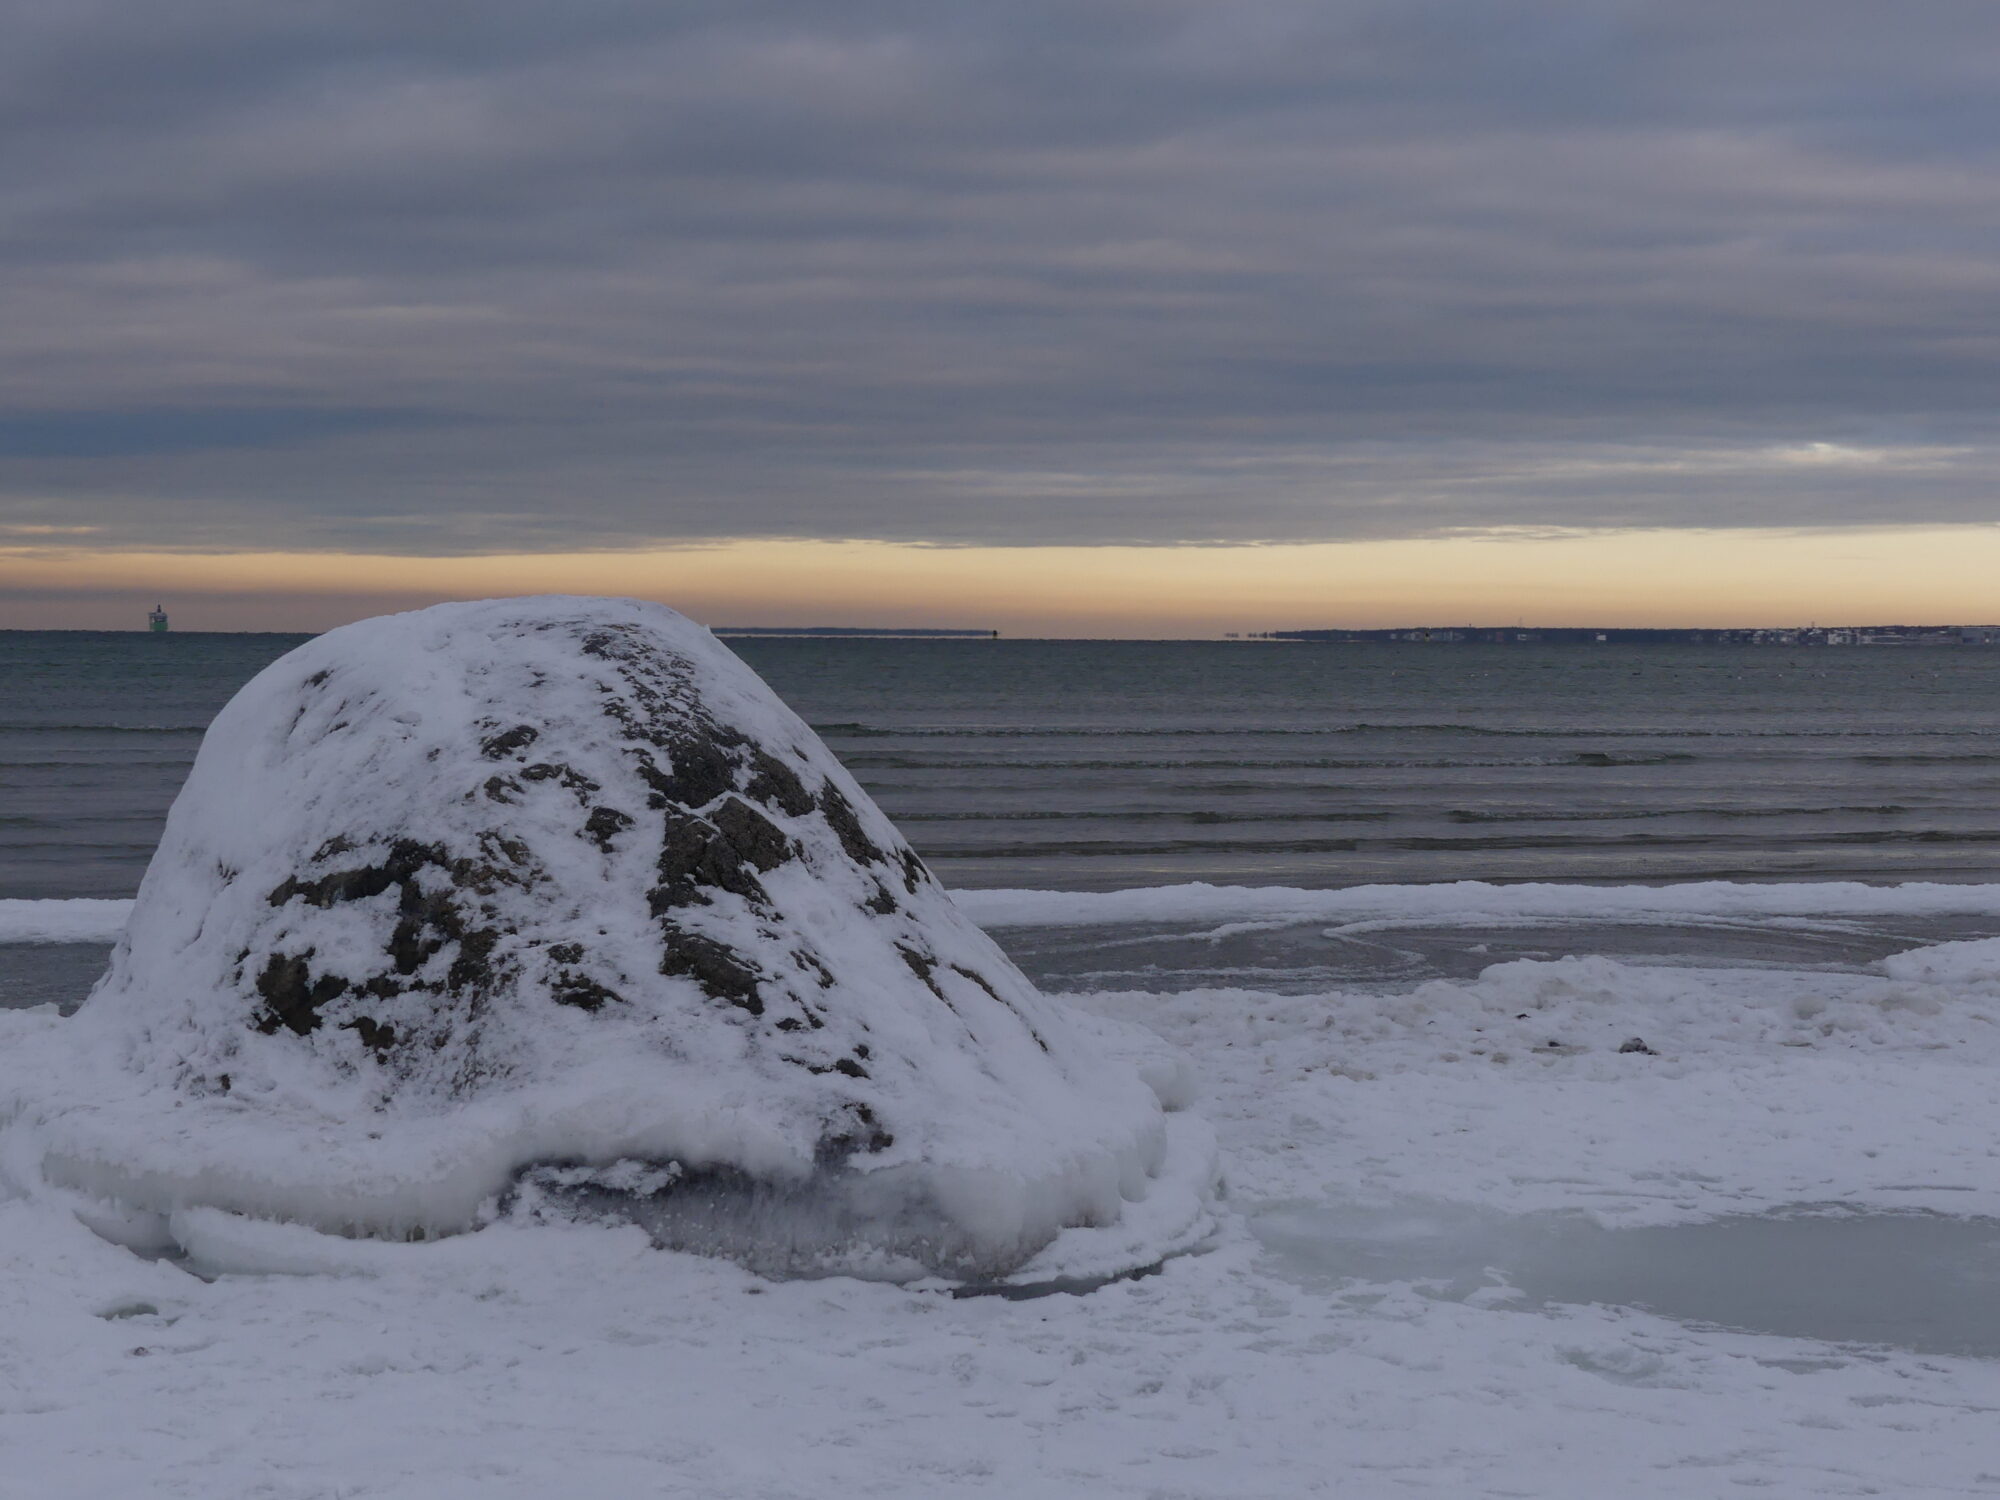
[713,627,1000,639]
[4,624,1997,645]
[1261,624,2000,646]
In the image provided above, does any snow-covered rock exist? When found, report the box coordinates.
[19,597,1215,1281]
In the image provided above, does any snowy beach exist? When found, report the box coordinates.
[9,630,2000,1496]
[11,877,2000,1495]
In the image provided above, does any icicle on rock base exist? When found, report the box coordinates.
[29,596,1216,1282]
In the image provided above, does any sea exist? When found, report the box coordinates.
[7,629,2000,1008]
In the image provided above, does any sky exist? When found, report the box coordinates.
[4,0,2000,634]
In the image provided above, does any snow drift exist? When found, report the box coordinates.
[15,597,1214,1281]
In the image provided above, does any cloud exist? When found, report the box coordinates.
[0,407,448,459]
[4,0,2000,552]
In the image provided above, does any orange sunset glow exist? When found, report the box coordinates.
[4,526,1997,636]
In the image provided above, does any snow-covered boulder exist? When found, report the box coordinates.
[23,597,1215,1282]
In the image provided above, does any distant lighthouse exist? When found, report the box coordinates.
[147,604,169,633]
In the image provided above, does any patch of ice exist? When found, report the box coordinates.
[19,874,2000,950]
[15,875,2000,949]
[959,878,2000,929]
[0,899,131,944]
[1255,1199,2000,1357]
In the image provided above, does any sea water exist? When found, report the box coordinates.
[10,632,2000,901]
[8,631,2000,1001]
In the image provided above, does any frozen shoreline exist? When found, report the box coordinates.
[0,898,135,944]
[958,876,2000,927]
[10,882,2000,1493]
[16,873,2000,947]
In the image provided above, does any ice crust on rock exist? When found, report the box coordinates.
[21,596,1214,1280]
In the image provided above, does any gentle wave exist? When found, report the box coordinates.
[0,840,165,854]
[1570,752,1701,767]
[0,814,165,827]
[849,749,2000,772]
[1445,804,1917,824]
[815,721,2000,741]
[0,759,202,772]
[1857,753,2000,765]
[905,803,1926,827]
[919,829,2000,859]
[0,723,209,735]
[903,809,1401,825]
[845,752,1705,772]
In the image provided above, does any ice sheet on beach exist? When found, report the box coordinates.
[18,874,2000,947]
[959,876,2000,928]
[0,898,136,943]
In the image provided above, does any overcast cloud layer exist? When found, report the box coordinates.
[5,0,2000,552]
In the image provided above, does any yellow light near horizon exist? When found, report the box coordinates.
[3,526,1998,635]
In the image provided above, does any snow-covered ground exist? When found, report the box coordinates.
[12,883,2000,1496]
